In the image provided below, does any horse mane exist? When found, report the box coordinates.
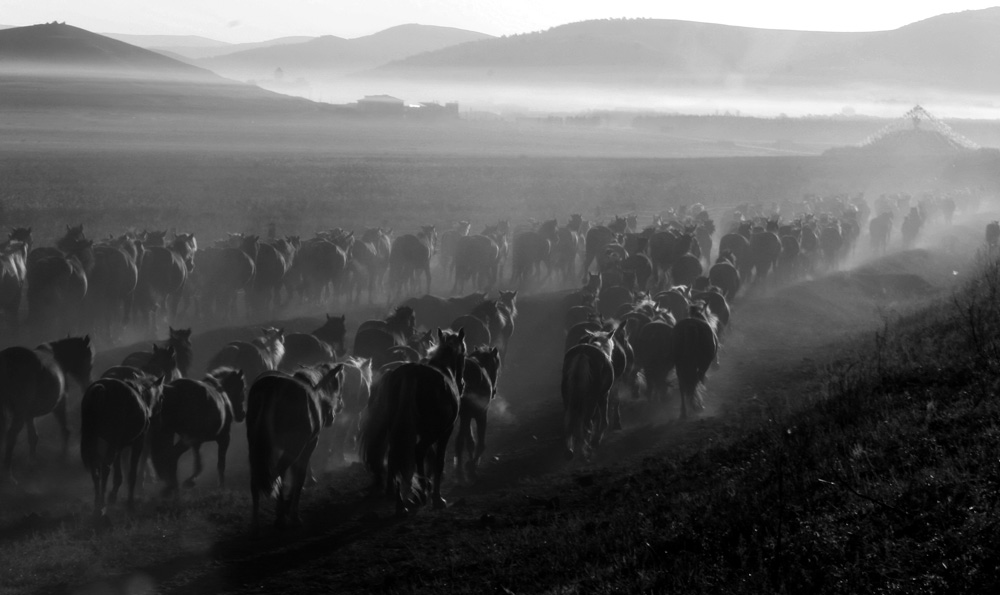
[689,302,720,333]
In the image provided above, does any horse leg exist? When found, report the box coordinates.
[430,433,451,509]
[126,439,144,510]
[26,418,39,459]
[3,416,25,483]
[471,407,489,480]
[287,440,317,527]
[90,461,103,515]
[109,451,124,505]
[216,433,230,488]
[53,398,71,459]
[98,459,112,516]
[413,436,433,506]
[454,407,472,484]
[182,442,202,488]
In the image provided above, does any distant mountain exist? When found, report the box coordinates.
[0,23,321,113]
[198,24,493,81]
[362,9,1000,93]
[149,36,317,60]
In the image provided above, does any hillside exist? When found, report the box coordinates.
[363,8,1000,92]
[0,23,321,113]
[198,24,493,81]
[0,22,217,80]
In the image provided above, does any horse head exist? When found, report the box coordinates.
[214,368,247,422]
[432,328,467,391]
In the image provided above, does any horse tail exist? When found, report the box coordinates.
[358,375,393,475]
[384,373,418,495]
[80,383,104,471]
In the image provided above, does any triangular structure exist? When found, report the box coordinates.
[859,105,979,150]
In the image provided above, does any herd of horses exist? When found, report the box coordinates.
[0,189,968,530]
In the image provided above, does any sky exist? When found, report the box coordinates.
[2,0,998,43]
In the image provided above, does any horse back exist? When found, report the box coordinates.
[161,379,229,439]
[0,347,65,417]
[81,379,150,451]
[247,375,322,449]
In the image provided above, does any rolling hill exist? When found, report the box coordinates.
[197,23,493,81]
[0,23,321,113]
[361,8,1000,93]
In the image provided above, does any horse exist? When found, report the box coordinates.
[80,374,164,514]
[134,233,197,333]
[247,362,345,533]
[122,327,193,378]
[198,234,259,321]
[673,304,719,419]
[750,228,782,284]
[708,251,740,301]
[583,216,627,273]
[454,347,502,483]
[0,335,94,482]
[452,235,499,294]
[561,327,620,461]
[0,241,27,338]
[469,291,517,360]
[286,237,348,305]
[249,236,298,315]
[315,356,372,473]
[510,220,558,288]
[870,212,894,255]
[86,235,143,342]
[359,328,466,515]
[450,314,491,350]
[388,227,436,302]
[207,327,285,388]
[27,232,94,337]
[149,368,246,495]
[354,307,416,368]
[281,314,347,371]
[438,221,471,280]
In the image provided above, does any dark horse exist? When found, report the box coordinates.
[0,241,27,338]
[81,374,164,514]
[27,229,94,337]
[388,226,436,302]
[150,368,246,495]
[454,346,502,483]
[360,328,467,515]
[673,304,719,419]
[134,233,197,333]
[561,327,620,461]
[246,362,345,533]
[0,335,94,482]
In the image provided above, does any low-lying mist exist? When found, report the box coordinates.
[259,76,1000,120]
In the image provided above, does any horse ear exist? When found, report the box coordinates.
[83,335,91,345]
[491,347,499,356]
[437,328,445,342]
[340,315,345,322]
[457,328,466,342]
[326,314,331,320]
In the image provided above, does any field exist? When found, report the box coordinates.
[2,112,1000,593]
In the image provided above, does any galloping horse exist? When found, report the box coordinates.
[0,335,94,482]
[360,328,466,515]
[673,304,719,419]
[81,374,164,514]
[454,346,502,483]
[150,368,246,495]
[388,226,436,302]
[246,362,345,533]
[561,327,621,461]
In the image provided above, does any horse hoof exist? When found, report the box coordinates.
[306,475,318,487]
[564,448,575,462]
[432,497,448,510]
